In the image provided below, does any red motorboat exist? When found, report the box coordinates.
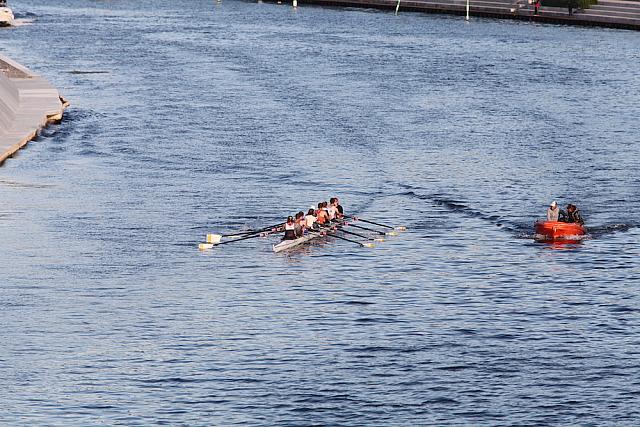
[534,221,586,241]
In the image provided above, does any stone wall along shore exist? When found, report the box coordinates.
[0,55,68,165]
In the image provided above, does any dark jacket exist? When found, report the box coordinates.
[560,208,584,225]
[559,209,568,222]
[567,208,584,225]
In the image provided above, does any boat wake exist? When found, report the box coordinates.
[398,187,637,242]
[10,18,34,26]
[587,223,637,238]
[399,189,526,234]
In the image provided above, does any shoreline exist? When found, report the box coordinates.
[0,55,69,166]
[266,0,640,31]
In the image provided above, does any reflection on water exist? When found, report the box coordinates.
[536,240,585,250]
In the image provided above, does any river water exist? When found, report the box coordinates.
[1,0,639,425]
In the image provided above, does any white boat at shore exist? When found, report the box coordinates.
[0,1,14,27]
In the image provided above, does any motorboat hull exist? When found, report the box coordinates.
[535,221,586,241]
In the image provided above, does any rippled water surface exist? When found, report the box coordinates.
[2,0,640,425]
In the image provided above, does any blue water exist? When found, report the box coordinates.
[2,0,640,425]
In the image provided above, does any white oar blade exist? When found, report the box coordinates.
[374,238,385,243]
[386,231,398,236]
[362,242,375,248]
[395,226,407,232]
[198,243,214,250]
[206,234,222,244]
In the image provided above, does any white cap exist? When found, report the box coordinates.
[550,200,557,207]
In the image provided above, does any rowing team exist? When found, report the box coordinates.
[282,197,344,240]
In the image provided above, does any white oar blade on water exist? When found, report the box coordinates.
[206,234,222,244]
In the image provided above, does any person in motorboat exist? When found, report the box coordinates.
[564,204,584,225]
[547,200,560,221]
[282,216,297,240]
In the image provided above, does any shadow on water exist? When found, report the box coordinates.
[38,106,93,140]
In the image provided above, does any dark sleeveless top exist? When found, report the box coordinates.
[283,222,297,240]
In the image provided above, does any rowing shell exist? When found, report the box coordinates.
[272,221,345,253]
[272,229,327,253]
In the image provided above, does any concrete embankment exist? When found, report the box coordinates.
[273,0,640,31]
[0,55,68,165]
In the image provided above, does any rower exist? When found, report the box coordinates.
[334,197,344,218]
[294,211,305,237]
[282,216,297,240]
[329,197,343,220]
[327,199,337,221]
[304,208,317,230]
[316,202,330,225]
[322,200,333,224]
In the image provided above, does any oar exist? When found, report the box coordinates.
[207,222,285,243]
[199,232,265,250]
[240,221,285,234]
[348,216,407,232]
[338,228,385,242]
[345,223,397,236]
[225,221,284,237]
[313,222,341,233]
[305,228,328,237]
[327,233,374,248]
